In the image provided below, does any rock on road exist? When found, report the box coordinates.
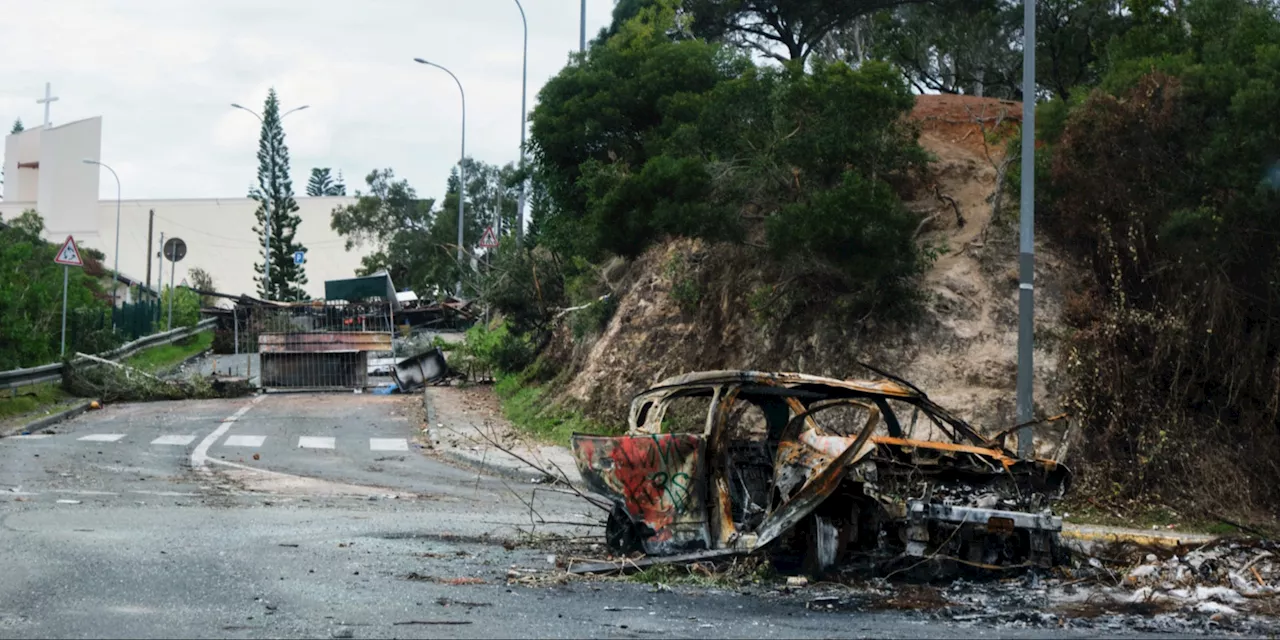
[1,392,1117,639]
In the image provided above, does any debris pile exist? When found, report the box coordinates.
[63,353,253,403]
[1098,539,1280,617]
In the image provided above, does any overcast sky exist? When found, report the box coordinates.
[0,0,615,202]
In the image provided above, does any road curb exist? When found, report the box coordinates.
[1060,525,1216,548]
[0,400,92,438]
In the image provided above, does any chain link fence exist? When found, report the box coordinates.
[207,301,395,390]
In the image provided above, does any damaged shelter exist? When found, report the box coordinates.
[571,370,1072,574]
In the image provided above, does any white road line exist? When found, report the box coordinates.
[223,435,266,447]
[9,434,52,440]
[78,434,125,442]
[297,436,335,449]
[151,435,196,446]
[190,396,265,475]
[369,438,408,451]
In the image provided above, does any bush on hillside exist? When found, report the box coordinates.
[1049,0,1280,515]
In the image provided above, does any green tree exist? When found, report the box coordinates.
[872,0,1024,97]
[248,88,309,301]
[160,286,201,328]
[684,0,923,63]
[0,210,114,368]
[186,266,218,307]
[331,168,438,293]
[306,167,347,196]
[529,4,746,260]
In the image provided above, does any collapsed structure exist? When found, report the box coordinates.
[571,369,1071,574]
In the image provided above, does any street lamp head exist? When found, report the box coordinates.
[413,57,430,65]
[230,103,246,110]
[81,158,98,165]
[294,105,311,112]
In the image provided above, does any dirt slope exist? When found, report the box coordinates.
[546,95,1079,452]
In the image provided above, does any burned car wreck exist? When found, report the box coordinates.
[571,370,1072,574]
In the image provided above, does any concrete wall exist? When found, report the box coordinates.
[0,195,367,303]
[3,127,43,202]
[37,117,101,238]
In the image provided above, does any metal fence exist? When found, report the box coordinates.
[210,301,396,391]
[111,295,160,341]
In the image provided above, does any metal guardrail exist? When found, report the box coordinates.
[0,317,217,391]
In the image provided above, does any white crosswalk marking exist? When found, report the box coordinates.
[369,438,408,452]
[9,434,52,440]
[78,434,125,442]
[151,435,196,446]
[297,436,335,449]
[223,435,265,447]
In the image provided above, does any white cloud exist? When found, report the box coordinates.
[1,0,615,202]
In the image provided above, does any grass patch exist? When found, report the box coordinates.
[493,373,612,446]
[1059,496,1280,536]
[0,383,73,422]
[626,557,776,589]
[123,331,213,373]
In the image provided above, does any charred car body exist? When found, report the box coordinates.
[571,370,1072,573]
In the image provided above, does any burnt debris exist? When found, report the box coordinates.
[569,369,1072,575]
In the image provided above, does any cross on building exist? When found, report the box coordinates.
[36,82,58,129]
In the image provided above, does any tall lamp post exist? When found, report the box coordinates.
[82,159,121,322]
[1016,0,1037,458]
[414,58,467,296]
[230,102,310,300]
[514,0,529,244]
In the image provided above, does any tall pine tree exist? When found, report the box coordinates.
[306,167,347,196]
[249,88,309,301]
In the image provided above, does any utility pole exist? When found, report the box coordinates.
[515,0,529,245]
[1015,0,1037,459]
[580,0,587,52]
[157,231,164,326]
[144,209,154,297]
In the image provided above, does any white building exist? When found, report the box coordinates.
[1,115,365,304]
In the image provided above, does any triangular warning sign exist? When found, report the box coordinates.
[479,225,499,248]
[54,235,84,267]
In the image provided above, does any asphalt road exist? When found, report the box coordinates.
[0,393,1155,639]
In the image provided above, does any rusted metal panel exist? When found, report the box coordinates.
[257,332,391,353]
[571,433,710,554]
[259,351,368,389]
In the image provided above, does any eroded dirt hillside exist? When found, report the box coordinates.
[545,95,1081,451]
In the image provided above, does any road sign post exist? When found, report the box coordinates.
[61,266,68,356]
[53,236,85,357]
[163,238,187,331]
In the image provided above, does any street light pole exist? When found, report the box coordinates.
[230,102,310,300]
[82,159,121,323]
[414,58,467,297]
[580,0,586,52]
[515,0,529,245]
[1016,0,1037,458]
